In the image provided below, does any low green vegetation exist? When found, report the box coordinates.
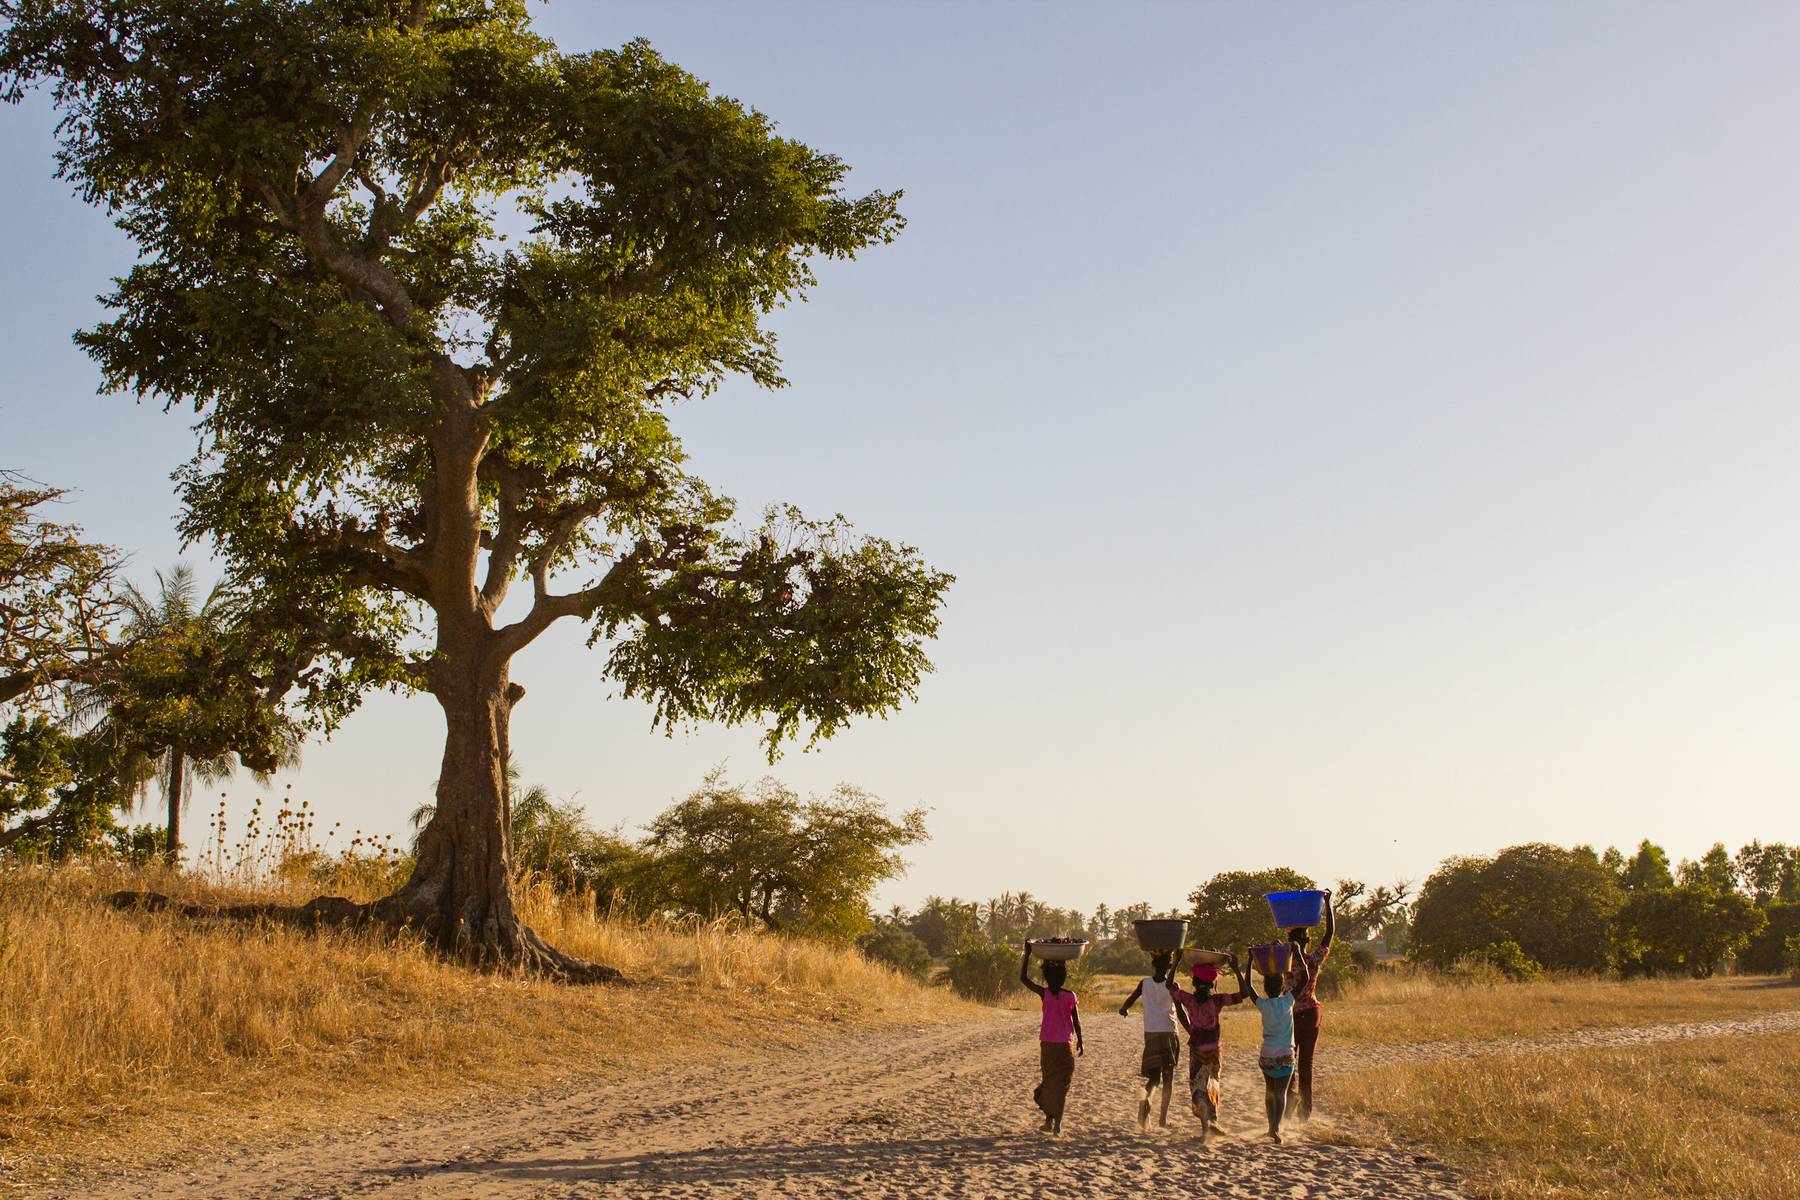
[1410,839,1794,979]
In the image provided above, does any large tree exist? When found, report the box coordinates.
[1410,843,1622,972]
[1,2,950,978]
[1186,867,1317,953]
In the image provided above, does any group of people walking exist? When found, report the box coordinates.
[1019,891,1335,1143]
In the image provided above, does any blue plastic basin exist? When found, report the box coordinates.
[1264,889,1326,929]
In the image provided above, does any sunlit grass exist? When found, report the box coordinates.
[0,862,976,1183]
[1330,1033,1800,1199]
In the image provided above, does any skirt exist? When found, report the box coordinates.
[1035,1041,1076,1119]
[1141,1031,1181,1081]
[1188,1045,1222,1119]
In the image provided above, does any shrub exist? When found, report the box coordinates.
[1738,902,1800,974]
[1453,939,1543,983]
[947,942,1022,1002]
[859,928,932,981]
[1786,933,1800,982]
[1315,944,1375,1000]
[1088,936,1154,976]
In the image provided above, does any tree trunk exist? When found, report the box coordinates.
[371,660,616,982]
[164,748,184,867]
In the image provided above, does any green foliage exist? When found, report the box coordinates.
[1676,843,1738,894]
[1455,939,1543,983]
[1313,944,1376,1000]
[1088,936,1159,976]
[1739,902,1800,974]
[0,474,121,709]
[946,942,1020,1003]
[1785,933,1800,982]
[1615,884,1765,978]
[1186,868,1316,953]
[858,926,932,982]
[76,567,301,781]
[106,822,168,865]
[1735,841,1799,906]
[1410,844,1621,972]
[642,773,925,942]
[903,896,983,958]
[1331,878,1413,942]
[0,2,949,762]
[1619,839,1675,891]
[0,715,128,860]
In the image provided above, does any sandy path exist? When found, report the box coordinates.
[43,1008,1800,1200]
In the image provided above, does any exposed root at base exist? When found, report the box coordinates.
[104,890,622,985]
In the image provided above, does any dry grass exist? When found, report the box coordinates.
[1325,965,1800,1046]
[1332,1032,1800,1199]
[0,863,978,1187]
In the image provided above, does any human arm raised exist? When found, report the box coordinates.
[1019,945,1045,997]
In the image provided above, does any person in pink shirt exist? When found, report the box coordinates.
[1019,944,1083,1134]
[1167,953,1247,1142]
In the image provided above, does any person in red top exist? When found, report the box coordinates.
[1019,944,1084,1134]
[1167,952,1247,1142]
[1284,890,1334,1120]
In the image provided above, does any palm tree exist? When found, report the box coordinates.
[72,565,299,864]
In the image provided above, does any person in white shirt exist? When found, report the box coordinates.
[1118,951,1181,1129]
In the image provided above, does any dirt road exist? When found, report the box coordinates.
[48,1008,1800,1200]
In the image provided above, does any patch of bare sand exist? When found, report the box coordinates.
[37,1007,1800,1199]
[39,1012,1457,1200]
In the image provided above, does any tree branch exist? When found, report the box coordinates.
[0,799,67,853]
[284,520,432,600]
[478,458,529,611]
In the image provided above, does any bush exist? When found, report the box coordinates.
[859,928,932,981]
[1088,936,1154,976]
[1315,944,1375,1000]
[1452,939,1543,983]
[946,942,1022,1002]
[1738,902,1800,974]
[1786,933,1800,983]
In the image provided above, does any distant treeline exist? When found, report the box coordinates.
[1409,839,1797,980]
[860,839,1798,999]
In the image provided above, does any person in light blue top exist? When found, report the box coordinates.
[1244,944,1312,1143]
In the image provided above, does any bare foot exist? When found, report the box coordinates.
[1267,1130,1283,1144]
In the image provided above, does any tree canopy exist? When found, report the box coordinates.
[1615,884,1765,978]
[1186,867,1316,953]
[1,0,951,975]
[644,774,927,943]
[1410,843,1622,972]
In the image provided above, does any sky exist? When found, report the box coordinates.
[5,1,1800,916]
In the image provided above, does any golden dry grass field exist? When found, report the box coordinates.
[1331,1032,1800,1200]
[0,864,979,1186]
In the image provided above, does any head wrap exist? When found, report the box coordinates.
[1191,963,1219,982]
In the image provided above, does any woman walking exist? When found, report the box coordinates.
[1020,944,1083,1134]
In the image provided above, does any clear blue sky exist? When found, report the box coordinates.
[5,2,1799,914]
